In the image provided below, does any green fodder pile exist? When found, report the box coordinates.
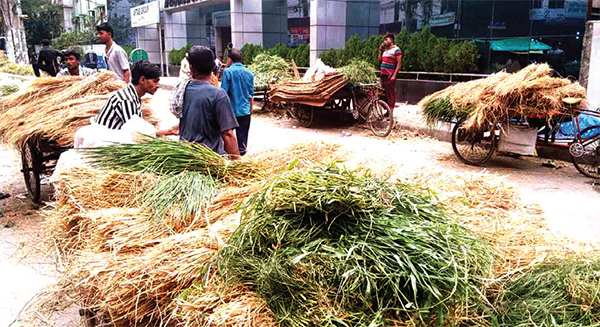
[218,164,495,326]
[418,64,586,130]
[494,257,600,327]
[248,53,293,91]
[33,140,600,327]
[337,60,378,85]
[81,135,266,185]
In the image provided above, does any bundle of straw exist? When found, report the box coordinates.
[174,278,277,327]
[418,64,586,130]
[0,71,126,148]
[61,231,216,326]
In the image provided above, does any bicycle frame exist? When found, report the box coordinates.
[350,86,381,120]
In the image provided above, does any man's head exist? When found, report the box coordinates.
[188,45,216,77]
[64,50,81,71]
[227,42,233,50]
[384,33,395,46]
[131,60,161,95]
[96,23,114,44]
[41,39,50,47]
[229,49,242,64]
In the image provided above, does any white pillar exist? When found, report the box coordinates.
[582,21,600,110]
[310,0,347,65]
[230,0,263,47]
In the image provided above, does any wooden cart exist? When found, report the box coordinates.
[20,138,69,203]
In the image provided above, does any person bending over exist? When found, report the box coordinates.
[96,60,161,130]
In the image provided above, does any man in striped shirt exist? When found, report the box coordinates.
[378,33,403,108]
[96,61,161,130]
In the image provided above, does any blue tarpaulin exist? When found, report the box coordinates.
[555,114,600,139]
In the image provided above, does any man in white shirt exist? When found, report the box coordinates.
[96,22,131,82]
[57,50,95,77]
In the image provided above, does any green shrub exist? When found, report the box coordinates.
[168,44,192,66]
[121,45,136,57]
[289,43,309,67]
[240,44,266,65]
[319,27,480,73]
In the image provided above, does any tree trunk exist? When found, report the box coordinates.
[0,0,27,64]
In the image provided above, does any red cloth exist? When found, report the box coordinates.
[381,74,396,108]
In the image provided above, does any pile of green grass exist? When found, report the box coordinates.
[220,164,495,326]
[495,257,600,327]
[337,60,378,85]
[81,136,263,183]
[0,83,19,96]
[248,53,292,91]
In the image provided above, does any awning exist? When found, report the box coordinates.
[490,38,552,52]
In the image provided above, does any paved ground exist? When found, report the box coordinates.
[1,91,599,326]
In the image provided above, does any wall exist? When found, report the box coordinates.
[581,21,600,110]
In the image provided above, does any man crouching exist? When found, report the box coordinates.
[160,46,240,159]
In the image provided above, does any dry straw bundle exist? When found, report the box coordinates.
[0,71,125,148]
[419,64,586,130]
[173,276,277,327]
[400,168,600,276]
[61,231,217,326]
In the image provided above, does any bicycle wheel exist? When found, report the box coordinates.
[451,119,497,166]
[367,99,393,137]
[296,105,314,128]
[21,139,41,203]
[570,125,600,179]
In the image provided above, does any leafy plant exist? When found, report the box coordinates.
[320,27,480,73]
[241,44,266,66]
[168,44,192,66]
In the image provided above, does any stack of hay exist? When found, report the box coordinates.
[269,72,348,107]
[418,64,586,130]
[0,71,125,148]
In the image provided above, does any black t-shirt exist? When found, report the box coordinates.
[37,48,63,67]
[179,81,239,154]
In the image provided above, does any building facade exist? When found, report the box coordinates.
[109,0,595,71]
[62,0,107,31]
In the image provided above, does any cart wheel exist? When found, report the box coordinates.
[21,139,42,203]
[451,119,497,166]
[296,105,314,128]
[367,100,393,137]
[570,125,600,179]
[283,102,297,119]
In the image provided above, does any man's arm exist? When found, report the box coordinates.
[249,98,254,114]
[221,129,240,159]
[220,70,230,92]
[391,54,402,80]
[156,124,179,136]
[122,69,131,83]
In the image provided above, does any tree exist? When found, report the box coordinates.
[0,0,28,63]
[21,0,62,45]
[51,14,99,50]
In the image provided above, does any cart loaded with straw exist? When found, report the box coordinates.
[0,72,128,202]
[267,59,394,137]
[418,64,587,166]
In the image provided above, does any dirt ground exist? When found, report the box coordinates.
[1,101,599,326]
